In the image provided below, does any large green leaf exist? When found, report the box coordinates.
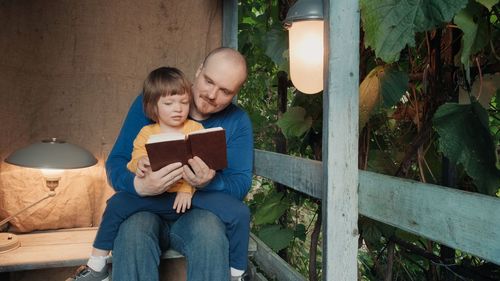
[360,0,468,62]
[380,67,409,107]
[253,191,289,225]
[477,0,497,10]
[258,224,295,251]
[359,217,395,247]
[367,149,399,175]
[264,25,288,70]
[276,106,313,139]
[294,224,307,242]
[433,101,500,195]
[454,1,489,81]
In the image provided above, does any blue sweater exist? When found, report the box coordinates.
[105,94,254,201]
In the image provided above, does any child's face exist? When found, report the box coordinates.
[156,92,190,128]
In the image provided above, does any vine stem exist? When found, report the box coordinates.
[384,241,395,281]
[308,206,321,281]
[475,57,483,100]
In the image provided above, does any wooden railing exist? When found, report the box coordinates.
[254,149,500,265]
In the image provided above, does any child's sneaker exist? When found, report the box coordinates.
[66,265,110,281]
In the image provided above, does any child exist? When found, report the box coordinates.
[67,67,250,281]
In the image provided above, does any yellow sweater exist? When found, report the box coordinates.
[126,120,204,194]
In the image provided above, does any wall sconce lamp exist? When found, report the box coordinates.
[284,0,324,94]
[0,138,97,253]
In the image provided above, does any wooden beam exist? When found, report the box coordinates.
[253,150,322,199]
[222,0,238,48]
[251,233,306,281]
[359,170,500,264]
[253,150,500,264]
[322,0,360,280]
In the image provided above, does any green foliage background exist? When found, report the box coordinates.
[238,0,500,280]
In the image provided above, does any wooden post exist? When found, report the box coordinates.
[222,0,238,49]
[322,0,360,280]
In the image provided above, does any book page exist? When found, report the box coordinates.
[147,132,185,144]
[188,127,223,135]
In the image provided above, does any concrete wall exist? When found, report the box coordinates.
[0,1,222,278]
[0,0,221,220]
[0,0,221,161]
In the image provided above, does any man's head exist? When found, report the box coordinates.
[190,47,247,120]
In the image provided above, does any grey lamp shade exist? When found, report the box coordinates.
[284,0,323,26]
[5,138,97,169]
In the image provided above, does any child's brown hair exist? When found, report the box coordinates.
[142,67,191,122]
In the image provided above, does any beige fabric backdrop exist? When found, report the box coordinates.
[0,0,222,232]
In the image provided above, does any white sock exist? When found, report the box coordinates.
[230,267,245,277]
[87,255,107,272]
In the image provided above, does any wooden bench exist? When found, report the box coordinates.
[0,227,257,272]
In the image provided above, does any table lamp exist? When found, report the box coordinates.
[0,138,97,253]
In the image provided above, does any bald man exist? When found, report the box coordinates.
[106,48,253,281]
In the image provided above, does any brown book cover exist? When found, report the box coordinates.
[145,127,227,171]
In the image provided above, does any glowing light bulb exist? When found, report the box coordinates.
[288,20,324,94]
[40,168,63,190]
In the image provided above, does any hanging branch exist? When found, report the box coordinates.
[390,236,498,281]
[384,241,395,281]
[395,122,433,177]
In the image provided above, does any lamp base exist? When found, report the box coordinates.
[0,232,20,253]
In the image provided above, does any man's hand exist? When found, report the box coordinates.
[134,162,183,196]
[172,192,192,213]
[183,156,215,188]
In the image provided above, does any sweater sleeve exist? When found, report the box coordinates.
[126,126,151,173]
[201,111,254,201]
[105,94,150,195]
[174,181,196,194]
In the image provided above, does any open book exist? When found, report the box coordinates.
[145,127,227,171]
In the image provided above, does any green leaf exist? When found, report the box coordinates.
[291,93,323,122]
[264,25,288,69]
[276,106,313,139]
[395,229,422,243]
[454,2,489,79]
[433,102,500,195]
[360,217,396,245]
[360,220,383,246]
[367,149,399,175]
[294,224,307,242]
[360,0,468,62]
[258,224,294,251]
[380,67,409,107]
[477,0,497,11]
[253,191,289,225]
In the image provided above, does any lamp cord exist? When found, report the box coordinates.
[0,191,56,228]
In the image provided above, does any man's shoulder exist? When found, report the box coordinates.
[201,103,251,132]
[222,103,249,119]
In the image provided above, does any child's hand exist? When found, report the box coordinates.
[173,192,192,213]
[136,157,150,178]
